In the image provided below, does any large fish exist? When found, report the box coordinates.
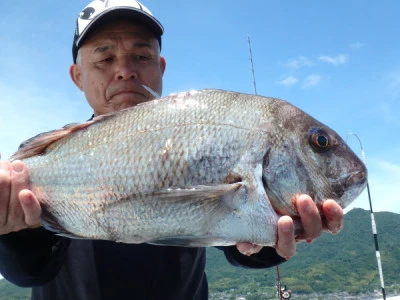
[10,89,367,246]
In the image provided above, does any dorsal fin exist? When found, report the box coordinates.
[10,113,114,161]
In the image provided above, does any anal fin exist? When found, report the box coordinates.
[147,236,235,247]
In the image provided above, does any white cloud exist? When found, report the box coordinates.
[302,74,321,88]
[388,70,400,91]
[277,76,298,86]
[349,42,364,49]
[285,56,312,69]
[385,70,400,108]
[380,102,399,124]
[378,160,400,174]
[319,54,348,66]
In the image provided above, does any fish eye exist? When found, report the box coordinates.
[309,128,331,152]
[316,135,328,147]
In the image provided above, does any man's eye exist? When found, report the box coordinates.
[102,57,114,63]
[135,55,151,62]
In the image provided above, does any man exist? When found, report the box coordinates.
[0,1,343,299]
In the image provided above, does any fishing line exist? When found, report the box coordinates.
[347,132,386,300]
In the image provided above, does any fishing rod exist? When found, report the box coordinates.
[347,132,386,300]
[247,34,287,300]
[247,35,258,96]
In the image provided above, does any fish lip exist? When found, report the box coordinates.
[329,170,367,200]
[344,170,367,190]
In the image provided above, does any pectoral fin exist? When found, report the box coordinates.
[147,183,243,208]
[97,183,245,244]
[102,183,244,211]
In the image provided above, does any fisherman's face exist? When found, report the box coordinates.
[70,20,166,116]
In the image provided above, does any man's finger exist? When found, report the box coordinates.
[8,160,30,226]
[322,200,343,235]
[236,242,263,256]
[295,194,322,241]
[19,189,41,228]
[275,216,295,260]
[0,161,12,227]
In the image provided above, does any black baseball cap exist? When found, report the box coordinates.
[72,0,163,63]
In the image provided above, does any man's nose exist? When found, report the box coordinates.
[115,57,138,80]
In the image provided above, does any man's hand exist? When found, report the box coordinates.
[0,160,41,235]
[236,194,344,258]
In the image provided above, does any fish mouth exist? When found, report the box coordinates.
[344,170,367,191]
[335,169,367,208]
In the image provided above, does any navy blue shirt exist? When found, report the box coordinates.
[0,227,284,300]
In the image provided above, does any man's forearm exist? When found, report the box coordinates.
[0,227,69,287]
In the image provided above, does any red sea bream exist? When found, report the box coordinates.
[11,89,367,246]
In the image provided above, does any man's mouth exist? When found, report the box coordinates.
[115,90,145,97]
[107,82,150,101]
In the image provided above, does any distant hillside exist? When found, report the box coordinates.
[206,208,400,298]
[1,208,399,299]
[0,278,30,300]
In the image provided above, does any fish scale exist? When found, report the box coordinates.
[11,89,367,246]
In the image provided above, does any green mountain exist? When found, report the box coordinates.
[0,279,30,300]
[205,208,400,298]
[1,208,399,299]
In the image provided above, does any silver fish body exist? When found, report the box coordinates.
[11,89,367,246]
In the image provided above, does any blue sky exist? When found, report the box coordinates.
[0,0,399,215]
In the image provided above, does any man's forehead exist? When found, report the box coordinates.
[84,21,156,45]
[83,32,158,54]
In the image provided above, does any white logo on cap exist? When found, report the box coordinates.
[77,0,151,36]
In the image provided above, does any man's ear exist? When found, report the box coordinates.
[69,64,84,91]
[160,56,166,75]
